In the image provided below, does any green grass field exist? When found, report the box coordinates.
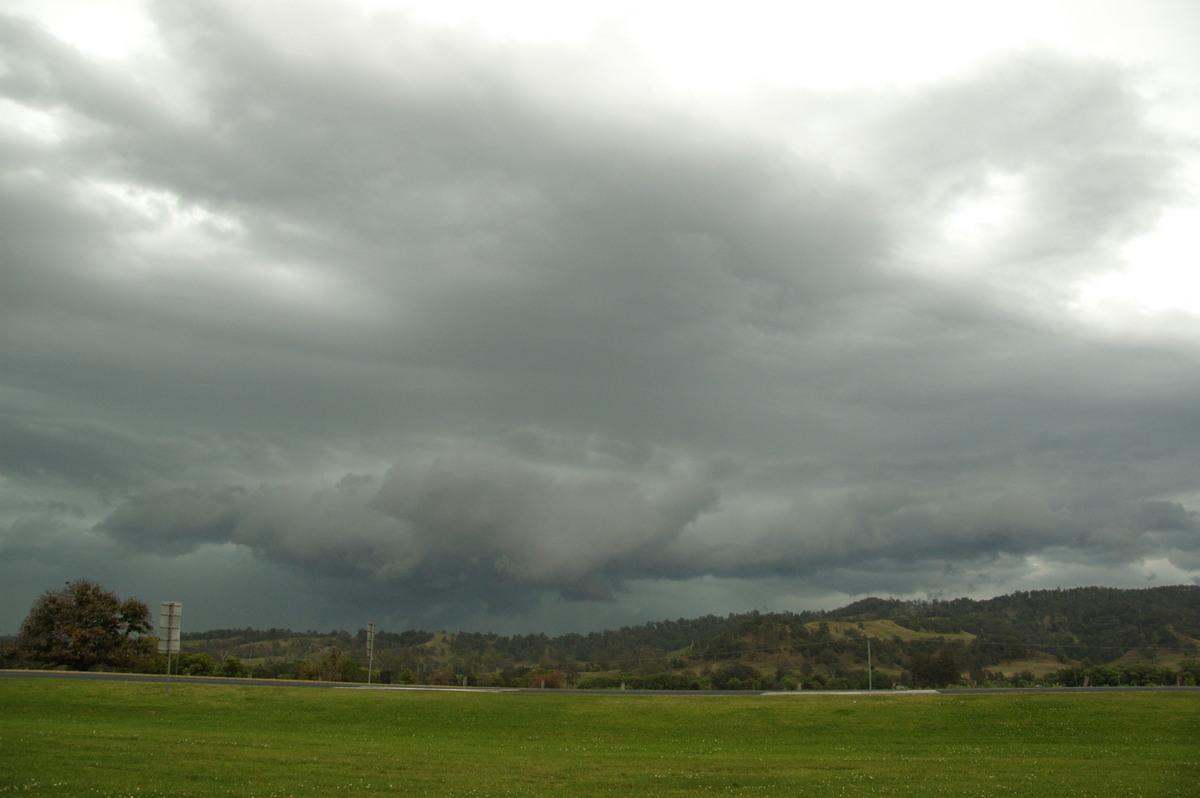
[1,679,1196,796]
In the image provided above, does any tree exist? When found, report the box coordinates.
[907,648,961,688]
[179,652,217,676]
[219,655,251,678]
[11,580,154,671]
[298,646,364,682]
[710,661,762,690]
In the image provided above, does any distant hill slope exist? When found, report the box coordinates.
[182,585,1200,686]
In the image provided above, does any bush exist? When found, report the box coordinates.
[220,656,251,678]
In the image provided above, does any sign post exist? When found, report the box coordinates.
[159,602,182,694]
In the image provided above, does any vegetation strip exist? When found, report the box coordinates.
[5,583,1198,690]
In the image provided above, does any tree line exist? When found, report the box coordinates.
[3,581,1198,689]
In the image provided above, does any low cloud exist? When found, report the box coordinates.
[97,446,1200,614]
[99,446,720,601]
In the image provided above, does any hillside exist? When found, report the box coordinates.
[180,585,1200,689]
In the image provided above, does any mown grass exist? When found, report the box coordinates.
[1,679,1196,796]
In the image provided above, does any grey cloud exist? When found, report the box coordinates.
[233,482,421,580]
[3,0,1198,633]
[99,448,719,600]
[375,453,719,593]
[655,482,1200,586]
[1134,500,1199,533]
[96,453,1200,611]
[874,53,1179,220]
[99,480,419,580]
[98,486,245,556]
[0,15,169,135]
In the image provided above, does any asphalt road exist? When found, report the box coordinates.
[3,669,1197,695]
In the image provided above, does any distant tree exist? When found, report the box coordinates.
[297,647,364,682]
[250,658,303,679]
[337,656,366,683]
[10,580,154,671]
[428,664,457,685]
[1178,659,1200,686]
[1010,670,1037,687]
[711,661,761,690]
[179,652,218,676]
[907,649,961,688]
[524,668,565,688]
[220,655,251,678]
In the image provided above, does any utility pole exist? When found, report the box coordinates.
[366,622,376,685]
[867,637,873,690]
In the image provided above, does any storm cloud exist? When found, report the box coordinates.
[2,0,1198,634]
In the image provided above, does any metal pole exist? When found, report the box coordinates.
[366,622,376,685]
[867,637,873,691]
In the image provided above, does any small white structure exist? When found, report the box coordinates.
[159,601,182,692]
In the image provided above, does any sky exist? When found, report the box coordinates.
[2,0,1198,637]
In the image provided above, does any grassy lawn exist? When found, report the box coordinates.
[1,679,1196,796]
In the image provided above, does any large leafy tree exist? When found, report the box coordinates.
[11,580,155,671]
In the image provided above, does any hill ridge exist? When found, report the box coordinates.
[177,585,1199,688]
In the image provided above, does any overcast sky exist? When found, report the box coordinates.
[2,0,1198,636]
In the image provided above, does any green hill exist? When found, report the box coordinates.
[179,585,1200,689]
